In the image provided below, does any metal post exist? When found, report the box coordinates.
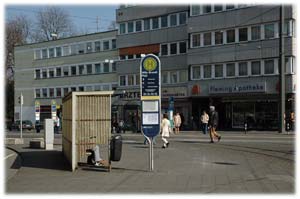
[20,93,23,139]
[279,5,286,133]
[146,136,153,171]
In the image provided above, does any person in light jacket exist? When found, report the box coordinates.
[208,106,221,143]
[173,112,182,134]
[161,113,171,148]
[200,110,209,134]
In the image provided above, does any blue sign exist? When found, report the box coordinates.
[140,54,161,138]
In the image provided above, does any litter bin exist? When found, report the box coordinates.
[35,122,41,133]
[110,135,122,161]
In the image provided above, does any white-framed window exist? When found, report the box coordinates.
[95,41,101,52]
[49,68,55,78]
[144,18,151,31]
[170,43,177,55]
[78,65,85,75]
[161,15,168,28]
[86,64,93,74]
[119,75,126,86]
[42,49,48,59]
[35,89,41,98]
[35,50,41,60]
[152,17,159,29]
[56,88,62,97]
[238,27,248,42]
[162,71,169,84]
[179,70,187,82]
[179,41,187,54]
[170,13,177,27]
[35,69,41,79]
[63,87,69,96]
[128,21,134,33]
[56,47,62,57]
[191,5,201,16]
[42,88,48,98]
[71,66,77,76]
[203,32,212,46]
[63,46,70,56]
[238,62,248,76]
[42,69,47,78]
[214,5,223,12]
[161,44,168,56]
[120,23,126,34]
[215,31,223,45]
[192,66,201,80]
[78,86,84,91]
[203,5,212,14]
[103,62,110,73]
[86,42,93,53]
[55,67,61,77]
[214,64,223,78]
[77,43,85,54]
[251,25,261,40]
[103,40,110,51]
[226,4,235,10]
[135,20,142,32]
[203,65,212,78]
[264,23,275,39]
[264,59,275,74]
[179,12,187,25]
[170,71,178,83]
[128,74,135,85]
[226,63,235,77]
[95,63,101,74]
[112,39,116,49]
[49,48,55,58]
[70,44,77,55]
[192,33,201,47]
[251,61,261,75]
[63,66,69,76]
[226,29,235,43]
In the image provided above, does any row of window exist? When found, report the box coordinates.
[119,12,187,35]
[190,57,294,80]
[34,38,117,60]
[35,84,115,98]
[191,21,294,48]
[190,4,251,16]
[35,62,116,79]
[119,74,140,86]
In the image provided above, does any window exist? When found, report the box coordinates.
[128,54,134,59]
[214,64,223,78]
[192,34,201,47]
[56,47,62,57]
[203,5,212,13]
[214,5,223,12]
[71,87,76,92]
[161,15,168,28]
[49,68,54,78]
[63,88,69,96]
[170,14,177,26]
[170,71,178,83]
[86,42,93,53]
[204,32,211,46]
[284,20,294,36]
[42,49,48,59]
[264,24,275,39]
[35,50,41,59]
[128,75,134,85]
[191,5,200,16]
[203,65,212,78]
[215,31,223,45]
[226,4,235,10]
[251,61,261,75]
[136,54,141,59]
[42,69,47,78]
[170,43,177,55]
[42,88,48,98]
[238,62,248,76]
[94,85,101,91]
[112,39,116,49]
[120,23,126,34]
[251,26,261,40]
[226,29,235,43]
[239,28,248,42]
[103,41,109,51]
[63,46,70,56]
[86,86,93,91]
[162,72,169,83]
[179,42,187,54]
[56,88,61,97]
[226,63,235,77]
[95,41,101,52]
[128,21,134,33]
[78,65,85,75]
[86,64,93,74]
[78,86,84,91]
[35,69,41,79]
[144,18,150,30]
[120,55,126,60]
[264,60,274,74]
[112,62,116,72]
[179,12,186,25]
[77,43,85,54]
[56,67,61,77]
[35,89,41,98]
[95,63,101,73]
[135,21,142,32]
[179,70,187,82]
[71,44,77,55]
[102,85,110,91]
[161,44,168,56]
[48,48,54,58]
[103,63,109,73]
[63,66,69,76]
[136,74,140,85]
[192,66,201,79]
[120,76,126,86]
[71,66,77,76]
[152,17,159,29]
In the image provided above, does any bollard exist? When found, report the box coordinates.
[44,119,54,150]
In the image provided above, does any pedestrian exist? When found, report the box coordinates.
[208,106,221,143]
[161,113,171,148]
[173,112,182,134]
[200,110,209,134]
[118,119,125,134]
[290,111,295,131]
[143,136,156,145]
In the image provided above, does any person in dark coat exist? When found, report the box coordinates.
[208,106,221,143]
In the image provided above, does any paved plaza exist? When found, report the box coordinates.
[5,131,295,194]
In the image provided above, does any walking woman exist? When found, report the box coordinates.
[161,113,171,148]
[208,106,221,143]
[200,110,209,134]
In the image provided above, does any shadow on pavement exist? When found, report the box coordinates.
[19,150,70,171]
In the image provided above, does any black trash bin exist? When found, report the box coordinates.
[35,122,41,133]
[110,135,122,161]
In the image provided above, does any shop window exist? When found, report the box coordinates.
[135,21,142,32]
[226,29,235,43]
[161,44,168,56]
[179,42,187,54]
[179,12,186,25]
[49,68,54,78]
[191,5,200,16]
[238,62,248,76]
[170,43,177,55]
[128,21,134,33]
[239,28,248,42]
[203,65,212,78]
[95,41,101,52]
[120,23,126,34]
[42,49,48,59]
[192,34,201,47]
[264,24,275,39]
[152,17,159,29]
[63,46,70,56]
[214,5,223,12]
[120,76,126,86]
[35,69,41,79]
[95,63,101,73]
[192,66,201,79]
[170,14,177,26]
[35,89,41,98]
[86,64,93,74]
[78,65,85,75]
[170,71,178,83]
[144,18,150,30]
[204,32,211,46]
[251,26,261,40]
[226,63,235,77]
[203,5,212,13]
[42,69,47,78]
[63,88,69,96]
[214,64,223,78]
[63,66,69,76]
[112,39,116,49]
[42,88,48,98]
[251,61,261,75]
[77,43,85,54]
[71,66,77,76]
[86,42,93,53]
[103,41,110,51]
[56,88,61,97]
[161,15,168,28]
[264,60,274,74]
[56,67,61,77]
[215,31,223,45]
[35,50,41,59]
[103,63,110,73]
[56,47,62,57]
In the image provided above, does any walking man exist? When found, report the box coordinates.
[208,106,221,143]
[200,110,209,134]
[161,113,171,148]
[174,112,182,134]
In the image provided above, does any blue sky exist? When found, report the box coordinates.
[5,5,119,33]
